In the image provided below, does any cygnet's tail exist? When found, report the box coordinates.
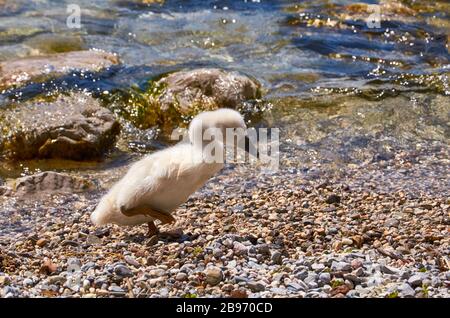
[90,196,114,226]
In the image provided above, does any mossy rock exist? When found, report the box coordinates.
[23,33,86,54]
[104,68,262,133]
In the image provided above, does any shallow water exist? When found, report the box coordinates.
[0,0,449,193]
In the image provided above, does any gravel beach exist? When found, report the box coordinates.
[1,143,448,298]
[0,0,449,299]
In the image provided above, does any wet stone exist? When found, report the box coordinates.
[0,93,120,161]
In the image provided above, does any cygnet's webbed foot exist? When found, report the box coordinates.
[147,221,159,237]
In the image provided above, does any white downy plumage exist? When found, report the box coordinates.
[90,108,251,233]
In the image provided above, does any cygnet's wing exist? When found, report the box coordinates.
[115,145,189,225]
[120,204,175,225]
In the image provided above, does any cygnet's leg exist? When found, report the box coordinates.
[120,204,176,232]
[147,221,159,237]
[121,204,176,238]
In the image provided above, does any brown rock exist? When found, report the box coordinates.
[147,235,159,246]
[332,240,343,251]
[331,285,350,296]
[204,267,223,286]
[13,171,94,195]
[230,289,248,298]
[157,68,261,114]
[0,93,120,160]
[36,238,48,248]
[108,68,261,131]
[351,259,363,269]
[40,259,57,275]
[325,194,341,204]
[146,257,156,266]
[351,235,364,247]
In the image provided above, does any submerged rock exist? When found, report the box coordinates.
[12,171,94,195]
[0,50,119,89]
[343,0,416,21]
[157,68,261,113]
[107,68,261,130]
[23,33,86,55]
[0,93,120,160]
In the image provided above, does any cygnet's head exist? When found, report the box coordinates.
[188,108,258,160]
[188,108,247,145]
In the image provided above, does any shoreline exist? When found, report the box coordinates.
[1,151,448,298]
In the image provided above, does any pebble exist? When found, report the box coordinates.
[47,276,67,285]
[384,218,400,227]
[353,267,365,276]
[304,273,318,286]
[230,289,248,298]
[83,279,91,289]
[341,238,353,246]
[124,256,140,267]
[380,265,399,275]
[175,272,188,281]
[319,272,331,285]
[213,248,223,258]
[311,263,325,271]
[147,235,159,246]
[351,259,363,269]
[0,276,11,286]
[287,281,307,292]
[325,194,341,204]
[233,242,248,256]
[149,269,166,277]
[343,274,360,284]
[271,251,282,264]
[61,240,79,247]
[205,267,223,286]
[81,262,96,272]
[398,283,415,297]
[233,276,249,283]
[295,270,308,280]
[67,258,82,269]
[247,281,265,292]
[114,265,133,278]
[408,274,424,288]
[109,286,126,294]
[36,238,48,247]
[146,257,157,266]
[227,260,237,268]
[86,235,102,245]
[331,261,352,272]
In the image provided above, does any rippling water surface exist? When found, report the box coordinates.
[0,0,449,193]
